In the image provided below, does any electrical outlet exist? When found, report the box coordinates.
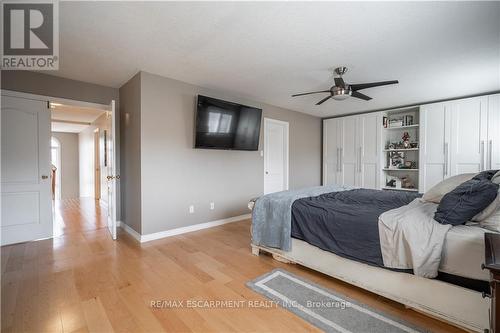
[189,205,194,214]
[210,202,215,210]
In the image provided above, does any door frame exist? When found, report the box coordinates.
[94,128,101,200]
[263,117,289,194]
[1,89,117,241]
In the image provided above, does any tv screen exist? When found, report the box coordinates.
[195,95,262,151]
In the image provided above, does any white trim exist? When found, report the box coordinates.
[118,221,142,242]
[119,214,251,243]
[1,89,109,110]
[263,117,289,194]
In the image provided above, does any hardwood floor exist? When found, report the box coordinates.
[1,199,465,333]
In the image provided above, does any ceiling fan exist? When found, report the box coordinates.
[292,67,399,105]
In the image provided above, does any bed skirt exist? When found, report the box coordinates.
[251,239,490,332]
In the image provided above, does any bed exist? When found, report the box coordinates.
[250,185,496,332]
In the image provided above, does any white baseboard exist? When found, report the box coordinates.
[118,221,141,242]
[119,213,251,243]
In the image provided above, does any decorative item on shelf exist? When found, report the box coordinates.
[387,143,395,150]
[402,132,410,148]
[386,176,397,188]
[395,178,402,189]
[409,142,419,149]
[389,151,405,169]
[404,115,414,126]
[403,161,413,169]
[383,116,388,128]
[401,176,415,189]
[389,118,404,128]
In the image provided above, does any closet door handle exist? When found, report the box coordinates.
[480,141,485,171]
[337,148,340,172]
[358,147,362,172]
[489,140,493,169]
[444,143,449,177]
[339,148,343,172]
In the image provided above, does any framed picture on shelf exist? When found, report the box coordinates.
[389,151,405,169]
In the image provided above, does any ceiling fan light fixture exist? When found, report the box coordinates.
[331,87,351,100]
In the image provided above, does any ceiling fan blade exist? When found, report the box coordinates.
[350,80,399,91]
[316,95,332,105]
[334,77,345,88]
[351,91,372,101]
[291,90,330,97]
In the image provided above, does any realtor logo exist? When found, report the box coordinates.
[1,0,59,70]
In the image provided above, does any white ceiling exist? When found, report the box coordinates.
[50,2,500,117]
[51,104,105,133]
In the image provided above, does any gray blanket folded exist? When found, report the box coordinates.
[251,185,350,251]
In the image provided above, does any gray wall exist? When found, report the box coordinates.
[2,71,121,220]
[1,71,118,105]
[139,72,321,234]
[52,132,79,199]
[119,73,142,233]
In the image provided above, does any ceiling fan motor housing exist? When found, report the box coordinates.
[331,86,351,100]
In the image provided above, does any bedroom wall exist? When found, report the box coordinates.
[52,132,80,199]
[2,71,122,220]
[119,73,142,233]
[136,71,321,234]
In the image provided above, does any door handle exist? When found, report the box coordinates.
[489,140,493,169]
[339,148,343,172]
[480,140,485,171]
[358,147,362,173]
[336,148,340,172]
[41,175,49,179]
[443,143,449,177]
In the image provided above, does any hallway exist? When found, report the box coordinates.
[53,198,108,237]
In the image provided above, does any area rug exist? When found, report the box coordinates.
[247,269,427,333]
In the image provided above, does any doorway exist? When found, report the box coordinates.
[263,118,289,195]
[0,89,118,245]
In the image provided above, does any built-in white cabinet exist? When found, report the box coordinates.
[419,102,450,191]
[488,94,500,171]
[419,94,500,192]
[323,112,381,189]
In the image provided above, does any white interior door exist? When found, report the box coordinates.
[339,116,358,187]
[419,102,450,192]
[106,100,117,240]
[323,118,341,186]
[264,118,289,195]
[1,94,53,245]
[357,112,381,189]
[449,97,487,175]
[488,94,500,171]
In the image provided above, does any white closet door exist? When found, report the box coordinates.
[323,118,341,185]
[488,94,500,171]
[449,97,488,175]
[339,116,358,187]
[419,102,450,192]
[357,112,381,189]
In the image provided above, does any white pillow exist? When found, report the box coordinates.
[479,206,500,232]
[422,173,477,203]
[472,188,500,221]
[492,170,500,184]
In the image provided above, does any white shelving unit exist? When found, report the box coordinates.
[380,107,420,193]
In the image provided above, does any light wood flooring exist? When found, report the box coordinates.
[1,198,465,332]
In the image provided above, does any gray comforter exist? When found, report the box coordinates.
[251,185,350,251]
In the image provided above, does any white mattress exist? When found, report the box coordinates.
[439,224,494,281]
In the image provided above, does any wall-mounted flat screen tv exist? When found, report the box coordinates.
[195,95,262,151]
